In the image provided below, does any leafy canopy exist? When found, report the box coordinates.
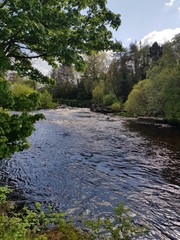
[0,0,121,159]
[0,0,121,82]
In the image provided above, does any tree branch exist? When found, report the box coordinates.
[0,0,8,9]
[11,53,47,59]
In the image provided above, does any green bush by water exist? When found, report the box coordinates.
[0,186,148,239]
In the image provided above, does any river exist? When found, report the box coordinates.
[0,108,180,239]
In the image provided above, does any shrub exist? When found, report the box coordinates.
[103,93,117,106]
[111,102,121,112]
[0,187,87,240]
[0,187,147,240]
[39,90,57,109]
[84,202,148,239]
[10,82,40,111]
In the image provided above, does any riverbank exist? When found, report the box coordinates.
[90,105,180,128]
[0,186,147,240]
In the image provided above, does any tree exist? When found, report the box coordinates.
[0,78,14,108]
[124,79,151,116]
[125,33,180,122]
[50,63,78,99]
[0,0,122,159]
[148,42,163,64]
[129,43,150,83]
[92,80,105,104]
[78,51,112,100]
[107,50,132,101]
[0,0,121,80]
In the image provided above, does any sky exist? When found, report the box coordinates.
[33,0,180,75]
[107,0,180,46]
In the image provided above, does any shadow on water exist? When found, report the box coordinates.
[125,120,180,186]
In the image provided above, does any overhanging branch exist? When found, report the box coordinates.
[11,53,48,59]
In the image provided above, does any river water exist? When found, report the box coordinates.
[0,108,180,239]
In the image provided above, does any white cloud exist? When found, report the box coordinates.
[32,59,52,76]
[140,28,180,46]
[165,0,175,6]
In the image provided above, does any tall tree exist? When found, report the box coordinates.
[0,0,121,80]
[0,0,122,159]
[107,50,132,101]
[125,34,180,122]
[148,42,163,64]
[51,64,77,99]
[78,52,112,100]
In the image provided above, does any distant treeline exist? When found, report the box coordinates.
[49,34,180,122]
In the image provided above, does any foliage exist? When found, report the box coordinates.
[0,190,87,240]
[0,1,122,160]
[0,0,121,82]
[0,77,45,159]
[50,64,78,100]
[162,68,180,121]
[10,82,36,96]
[84,203,148,239]
[92,80,105,104]
[0,78,14,108]
[13,93,40,111]
[124,80,151,116]
[0,111,44,159]
[125,68,180,120]
[10,82,40,111]
[103,93,117,106]
[124,34,180,122]
[106,43,150,102]
[78,52,112,100]
[111,102,121,112]
[148,42,163,63]
[0,186,12,203]
[0,187,147,240]
[39,90,58,109]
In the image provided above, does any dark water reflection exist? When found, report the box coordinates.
[125,120,180,186]
[0,108,180,239]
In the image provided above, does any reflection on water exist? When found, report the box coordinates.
[0,108,180,240]
[125,120,180,186]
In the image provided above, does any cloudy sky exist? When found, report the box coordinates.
[34,0,180,75]
[107,0,180,46]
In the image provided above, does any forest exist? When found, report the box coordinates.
[49,34,180,123]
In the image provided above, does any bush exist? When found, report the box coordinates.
[39,90,57,109]
[103,93,117,106]
[0,187,87,240]
[84,202,148,239]
[111,102,121,112]
[13,92,40,111]
[10,82,40,111]
[0,187,147,240]
[0,187,148,240]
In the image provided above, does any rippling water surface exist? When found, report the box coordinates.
[0,108,180,239]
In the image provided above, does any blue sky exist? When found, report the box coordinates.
[34,0,180,75]
[107,0,180,46]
